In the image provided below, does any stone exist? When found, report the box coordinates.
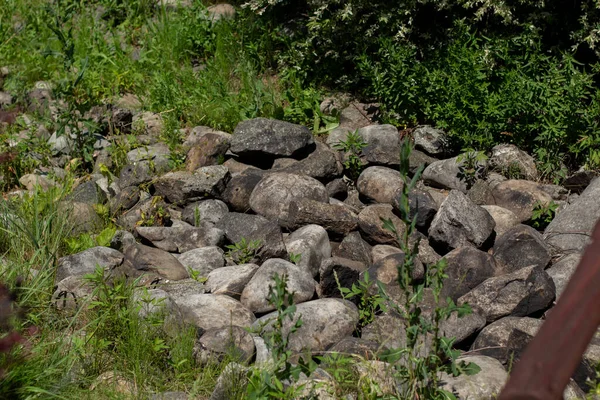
[126,143,171,173]
[195,325,254,365]
[546,253,581,300]
[358,204,406,246]
[481,205,520,237]
[393,188,438,233]
[52,276,95,312]
[467,179,495,205]
[123,244,189,280]
[338,102,379,130]
[422,155,486,193]
[207,3,236,21]
[544,177,600,254]
[118,163,154,188]
[132,111,163,136]
[408,149,438,175]
[428,190,495,253]
[19,174,55,191]
[136,223,224,253]
[412,125,449,157]
[333,231,373,265]
[63,202,104,235]
[492,224,551,273]
[67,180,107,205]
[458,265,555,323]
[328,124,401,167]
[356,166,403,204]
[367,252,424,292]
[182,199,229,226]
[254,298,359,352]
[185,133,230,171]
[279,142,343,181]
[177,246,225,277]
[206,264,259,299]
[318,257,367,298]
[326,178,348,200]
[287,198,358,236]
[222,158,258,176]
[491,179,554,222]
[0,91,13,106]
[221,169,265,212]
[489,144,538,180]
[217,212,287,263]
[153,165,230,204]
[439,355,507,400]
[56,246,124,283]
[284,225,331,277]
[176,294,255,334]
[249,173,328,225]
[110,230,136,252]
[240,259,316,313]
[158,278,206,300]
[441,246,499,302]
[230,118,314,159]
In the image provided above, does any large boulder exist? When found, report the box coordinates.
[240,259,316,313]
[492,225,551,274]
[56,247,124,283]
[177,246,225,277]
[544,177,600,254]
[412,125,449,157]
[439,355,507,400]
[221,169,265,212]
[458,265,555,323]
[491,180,554,222]
[153,166,230,204]
[136,223,224,253]
[428,190,495,253]
[284,225,331,277]
[327,124,402,167]
[185,133,230,171]
[333,231,373,265]
[278,142,343,181]
[422,155,486,193]
[249,173,328,225]
[287,198,358,236]
[358,204,406,246]
[230,118,314,159]
[123,244,189,281]
[356,166,403,204]
[175,294,255,335]
[254,298,359,353]
[489,144,538,180]
[217,212,287,263]
[440,246,499,302]
[205,264,259,299]
[181,199,229,226]
[481,205,520,238]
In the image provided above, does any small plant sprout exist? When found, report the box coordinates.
[225,238,262,264]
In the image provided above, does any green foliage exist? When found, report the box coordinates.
[456,150,489,189]
[333,130,368,180]
[226,237,262,264]
[528,200,559,230]
[335,270,386,335]
[288,252,301,265]
[64,226,116,254]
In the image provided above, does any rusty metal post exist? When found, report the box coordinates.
[498,220,600,400]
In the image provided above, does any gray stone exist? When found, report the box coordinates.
[176,294,255,334]
[412,125,449,157]
[195,325,254,365]
[123,244,189,280]
[358,204,406,246]
[428,190,495,253]
[217,212,287,263]
[110,230,136,252]
[177,246,225,277]
[240,259,316,313]
[183,126,231,149]
[279,142,343,181]
[67,180,107,205]
[546,253,581,299]
[63,202,104,234]
[481,205,520,237]
[118,163,154,188]
[492,224,551,273]
[132,111,163,136]
[56,246,124,283]
[317,257,367,298]
[207,3,236,21]
[439,355,507,400]
[182,199,229,226]
[126,143,171,172]
[458,265,555,323]
[136,223,224,253]
[230,118,314,159]
[489,144,538,180]
[422,155,486,193]
[254,298,359,353]
[284,225,331,277]
[249,173,328,225]
[206,264,259,299]
[333,231,372,265]
[158,278,206,300]
[153,165,230,204]
[393,189,438,233]
[467,179,495,205]
[287,198,358,236]
[221,169,265,212]
[441,246,499,302]
[357,166,403,204]
[492,179,554,222]
[544,177,600,254]
[185,133,230,171]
